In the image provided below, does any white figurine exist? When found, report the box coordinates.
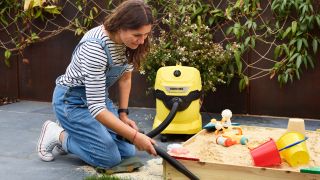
[221,109,232,128]
[212,109,233,135]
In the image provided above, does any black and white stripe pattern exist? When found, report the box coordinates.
[57,25,133,117]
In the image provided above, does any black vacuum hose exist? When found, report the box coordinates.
[155,146,199,180]
[146,99,199,180]
[117,98,199,179]
[146,99,179,138]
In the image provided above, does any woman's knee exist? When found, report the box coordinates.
[67,132,123,168]
[91,150,122,168]
[89,139,122,168]
[121,144,136,158]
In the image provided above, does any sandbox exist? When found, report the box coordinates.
[163,125,320,180]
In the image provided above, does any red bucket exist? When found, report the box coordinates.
[250,139,281,167]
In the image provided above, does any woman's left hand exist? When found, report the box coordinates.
[120,115,138,131]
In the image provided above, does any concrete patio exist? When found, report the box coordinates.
[0,101,319,180]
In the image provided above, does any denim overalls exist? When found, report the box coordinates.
[52,37,135,168]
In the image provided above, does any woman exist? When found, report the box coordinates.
[37,0,157,169]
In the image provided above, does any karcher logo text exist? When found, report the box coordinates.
[165,86,189,93]
[170,87,184,90]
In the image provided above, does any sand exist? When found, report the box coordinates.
[79,158,163,180]
[79,126,319,178]
[182,126,320,171]
[113,158,163,180]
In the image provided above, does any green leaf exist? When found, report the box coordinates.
[295,69,300,80]
[284,73,288,83]
[44,5,61,14]
[307,55,315,68]
[0,16,8,26]
[226,27,233,35]
[244,37,251,46]
[244,75,249,85]
[299,23,307,31]
[282,44,290,55]
[89,10,94,19]
[252,22,257,30]
[296,55,302,68]
[316,15,320,27]
[208,17,214,26]
[302,38,308,48]
[289,39,297,46]
[277,74,282,83]
[309,4,314,12]
[234,50,242,74]
[303,55,308,68]
[233,23,241,40]
[35,11,41,19]
[4,49,11,59]
[75,28,83,35]
[302,5,307,16]
[312,38,318,54]
[289,53,299,62]
[282,27,291,39]
[246,19,253,29]
[93,7,98,14]
[291,21,297,35]
[239,78,246,92]
[211,9,222,14]
[225,6,232,20]
[77,5,82,11]
[296,31,304,36]
[274,45,281,59]
[191,7,203,20]
[4,58,10,67]
[251,37,256,48]
[297,39,302,52]
[31,32,39,41]
[197,15,202,26]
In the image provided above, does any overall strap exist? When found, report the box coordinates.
[73,38,113,66]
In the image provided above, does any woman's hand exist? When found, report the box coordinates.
[119,114,138,131]
[133,132,157,156]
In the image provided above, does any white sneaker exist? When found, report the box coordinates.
[53,144,67,155]
[53,120,68,155]
[37,120,64,161]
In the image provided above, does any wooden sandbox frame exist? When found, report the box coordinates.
[163,127,320,180]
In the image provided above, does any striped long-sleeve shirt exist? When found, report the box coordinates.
[56,25,133,117]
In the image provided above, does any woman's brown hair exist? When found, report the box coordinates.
[103,0,153,68]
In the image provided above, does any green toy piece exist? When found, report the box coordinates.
[300,167,320,174]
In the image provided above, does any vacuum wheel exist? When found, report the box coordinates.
[160,134,168,142]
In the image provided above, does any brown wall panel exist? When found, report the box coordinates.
[19,31,80,101]
[0,54,19,98]
[129,72,155,108]
[250,63,320,119]
[201,80,248,115]
[108,71,155,108]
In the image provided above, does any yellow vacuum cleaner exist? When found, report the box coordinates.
[152,65,202,141]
